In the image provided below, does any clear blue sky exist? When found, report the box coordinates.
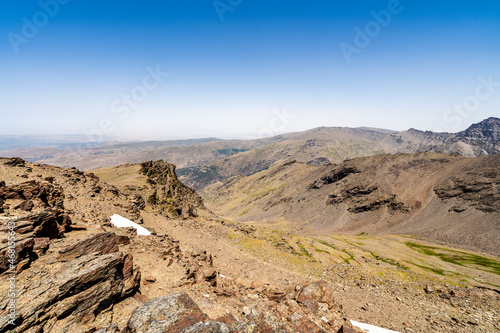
[1,0,499,140]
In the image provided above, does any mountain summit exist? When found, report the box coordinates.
[458,117,500,140]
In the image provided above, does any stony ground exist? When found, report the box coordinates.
[0,157,499,332]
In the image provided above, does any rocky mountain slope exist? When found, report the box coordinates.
[202,152,500,256]
[1,118,498,191]
[179,117,500,190]
[0,157,499,332]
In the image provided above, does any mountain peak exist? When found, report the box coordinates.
[459,117,500,140]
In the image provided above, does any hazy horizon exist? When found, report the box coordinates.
[0,116,497,144]
[2,1,499,140]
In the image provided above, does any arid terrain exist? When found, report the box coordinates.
[0,117,498,333]
[1,153,498,332]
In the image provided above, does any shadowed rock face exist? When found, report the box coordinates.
[434,154,500,213]
[139,160,207,219]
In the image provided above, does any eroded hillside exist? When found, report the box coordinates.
[202,152,500,256]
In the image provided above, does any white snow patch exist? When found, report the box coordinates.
[110,214,151,236]
[350,320,401,333]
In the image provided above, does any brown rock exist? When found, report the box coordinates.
[303,299,319,314]
[0,251,140,333]
[264,290,286,303]
[16,200,34,211]
[144,275,157,284]
[214,314,236,324]
[296,318,325,333]
[202,267,218,285]
[17,208,71,239]
[0,236,35,274]
[33,237,50,254]
[58,232,130,261]
[3,157,25,167]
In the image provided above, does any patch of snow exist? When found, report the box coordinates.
[110,214,151,236]
[350,320,400,333]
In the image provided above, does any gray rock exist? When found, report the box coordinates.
[125,293,207,333]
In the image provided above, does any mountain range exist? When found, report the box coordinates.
[1,118,499,192]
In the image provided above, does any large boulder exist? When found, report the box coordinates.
[295,281,338,310]
[125,293,208,333]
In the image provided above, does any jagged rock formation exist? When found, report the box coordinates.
[0,250,140,333]
[140,160,206,219]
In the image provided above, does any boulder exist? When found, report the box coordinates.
[0,234,35,274]
[125,293,208,333]
[19,208,71,239]
[0,209,71,274]
[295,281,337,309]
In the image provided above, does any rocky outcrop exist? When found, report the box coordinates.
[308,166,359,190]
[0,251,140,333]
[58,232,130,261]
[434,154,500,213]
[2,157,25,167]
[455,117,500,155]
[0,180,65,210]
[123,289,341,333]
[0,209,71,274]
[140,160,206,219]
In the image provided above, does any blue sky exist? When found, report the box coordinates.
[1,0,499,140]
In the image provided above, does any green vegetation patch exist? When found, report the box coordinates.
[283,239,302,256]
[403,260,446,276]
[405,242,500,275]
[341,249,356,264]
[296,240,311,258]
[314,239,339,251]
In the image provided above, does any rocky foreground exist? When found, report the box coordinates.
[0,157,498,332]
